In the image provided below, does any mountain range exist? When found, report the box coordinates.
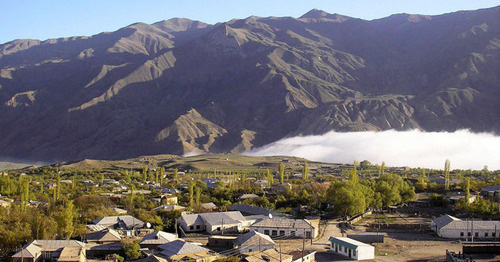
[0,7,499,161]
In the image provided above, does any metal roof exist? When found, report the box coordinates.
[86,228,121,242]
[92,215,144,229]
[200,211,246,226]
[141,231,178,245]
[158,240,210,257]
[328,237,373,250]
[250,218,314,229]
[431,215,461,230]
[481,185,500,192]
[235,231,275,247]
[228,204,285,217]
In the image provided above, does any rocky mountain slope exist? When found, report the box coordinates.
[0,7,499,161]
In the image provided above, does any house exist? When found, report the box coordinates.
[102,179,120,185]
[270,183,292,194]
[290,250,316,262]
[157,240,218,262]
[153,205,186,212]
[234,231,275,254]
[161,188,181,194]
[113,207,128,215]
[140,231,177,249]
[253,180,268,189]
[481,185,500,198]
[12,240,86,262]
[161,194,178,205]
[60,180,73,184]
[201,202,217,211]
[328,237,375,260]
[249,218,318,239]
[431,214,500,239]
[207,235,236,248]
[81,179,94,186]
[241,249,292,262]
[446,192,476,204]
[178,211,247,234]
[228,204,287,217]
[85,228,121,244]
[239,194,260,201]
[91,215,144,235]
[57,246,86,262]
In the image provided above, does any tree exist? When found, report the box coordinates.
[122,239,141,260]
[464,178,470,206]
[173,168,178,181]
[266,169,273,185]
[57,200,75,239]
[327,182,366,217]
[349,162,359,185]
[360,160,371,169]
[302,162,309,181]
[195,186,201,204]
[142,166,148,182]
[56,173,61,200]
[278,164,285,183]
[189,183,194,207]
[444,159,451,190]
[381,161,386,175]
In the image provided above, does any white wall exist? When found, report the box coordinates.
[439,228,500,239]
[330,243,374,261]
[250,227,316,238]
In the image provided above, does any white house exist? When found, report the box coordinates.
[431,214,500,239]
[178,211,247,234]
[249,218,318,239]
[328,237,375,260]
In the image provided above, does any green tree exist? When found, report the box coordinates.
[142,166,148,182]
[278,164,285,183]
[122,239,141,260]
[189,183,194,207]
[173,168,178,181]
[266,169,273,185]
[444,159,451,190]
[57,200,75,239]
[302,162,309,181]
[195,186,201,204]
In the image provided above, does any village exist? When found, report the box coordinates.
[0,155,499,261]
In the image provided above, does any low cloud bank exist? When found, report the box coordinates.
[246,129,500,170]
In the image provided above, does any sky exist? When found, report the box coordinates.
[247,130,500,170]
[1,0,499,44]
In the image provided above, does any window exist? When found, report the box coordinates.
[468,232,471,236]
[475,232,479,237]
[279,230,285,236]
[485,232,489,237]
[460,232,464,237]
[217,227,221,231]
[290,231,295,236]
[306,231,312,238]
[344,246,347,252]
[190,226,194,230]
[264,230,270,235]
[353,251,357,257]
[272,230,277,236]
[196,225,201,229]
[249,249,253,252]
[493,232,496,237]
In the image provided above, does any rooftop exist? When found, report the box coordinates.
[328,237,373,250]
[250,218,314,229]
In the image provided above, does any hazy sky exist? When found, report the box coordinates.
[1,0,498,44]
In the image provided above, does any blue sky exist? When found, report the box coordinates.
[1,0,498,44]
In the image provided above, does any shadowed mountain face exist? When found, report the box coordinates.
[0,7,499,161]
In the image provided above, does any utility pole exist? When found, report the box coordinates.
[302,234,306,262]
[279,243,282,262]
[471,219,474,242]
[221,218,224,235]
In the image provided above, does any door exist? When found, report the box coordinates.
[349,249,352,258]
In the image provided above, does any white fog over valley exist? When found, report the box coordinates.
[247,129,500,170]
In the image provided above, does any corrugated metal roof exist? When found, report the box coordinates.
[250,218,314,229]
[141,231,177,245]
[431,215,460,230]
[158,240,209,257]
[235,231,275,247]
[228,204,285,217]
[86,228,121,242]
[442,220,500,230]
[200,211,246,225]
[92,215,144,229]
